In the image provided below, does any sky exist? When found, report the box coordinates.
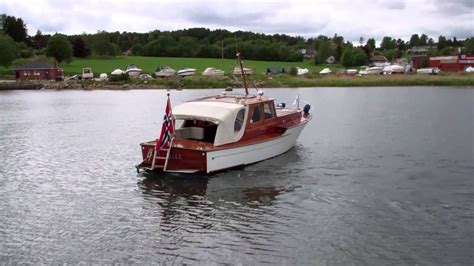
[1,0,473,42]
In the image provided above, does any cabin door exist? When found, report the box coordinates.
[15,71,20,79]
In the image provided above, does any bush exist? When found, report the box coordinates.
[45,34,73,63]
[20,48,34,58]
[0,35,19,67]
[109,73,130,82]
[352,51,369,66]
[288,67,298,76]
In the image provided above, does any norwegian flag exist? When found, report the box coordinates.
[156,94,175,151]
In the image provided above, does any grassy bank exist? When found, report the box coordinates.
[1,56,473,88]
[0,56,338,76]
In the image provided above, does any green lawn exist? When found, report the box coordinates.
[64,56,340,75]
[2,56,341,76]
[0,56,342,76]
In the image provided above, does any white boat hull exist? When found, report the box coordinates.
[206,121,308,173]
[126,70,141,78]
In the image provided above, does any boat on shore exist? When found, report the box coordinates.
[125,64,142,78]
[155,66,177,77]
[319,68,332,75]
[359,66,384,75]
[136,53,312,174]
[177,68,196,77]
[383,65,406,75]
[233,66,254,76]
[417,67,440,75]
[202,67,225,77]
[297,67,309,76]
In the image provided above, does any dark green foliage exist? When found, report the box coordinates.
[3,15,27,43]
[381,36,396,51]
[288,67,298,76]
[464,38,474,54]
[15,42,33,58]
[341,48,368,67]
[131,43,144,56]
[90,33,120,56]
[31,30,49,50]
[315,41,331,64]
[45,34,73,63]
[72,37,90,58]
[440,47,456,55]
[109,73,130,82]
[366,38,376,51]
[0,35,19,67]
[437,36,448,51]
[352,50,368,66]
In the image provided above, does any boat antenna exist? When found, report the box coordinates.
[237,52,249,96]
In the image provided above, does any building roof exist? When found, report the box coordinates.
[15,61,60,70]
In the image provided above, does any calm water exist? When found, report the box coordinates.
[0,87,473,264]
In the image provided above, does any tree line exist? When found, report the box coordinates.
[1,14,474,68]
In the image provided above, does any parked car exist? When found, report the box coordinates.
[82,68,93,79]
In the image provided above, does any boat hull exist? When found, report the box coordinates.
[206,121,308,173]
[138,119,309,174]
[126,70,141,78]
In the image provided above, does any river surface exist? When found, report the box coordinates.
[0,87,473,264]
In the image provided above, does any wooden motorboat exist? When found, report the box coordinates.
[136,54,312,174]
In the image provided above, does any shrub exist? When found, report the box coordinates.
[109,73,130,82]
[288,67,298,76]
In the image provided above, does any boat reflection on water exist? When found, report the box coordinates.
[137,145,306,208]
[136,146,306,237]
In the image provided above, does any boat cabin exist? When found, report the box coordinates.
[173,95,277,146]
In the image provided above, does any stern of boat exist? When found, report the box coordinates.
[136,140,207,173]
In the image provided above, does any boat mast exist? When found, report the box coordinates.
[236,53,249,96]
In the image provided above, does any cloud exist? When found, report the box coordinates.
[0,0,472,42]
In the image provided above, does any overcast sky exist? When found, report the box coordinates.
[1,0,473,42]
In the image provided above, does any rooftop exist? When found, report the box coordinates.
[15,61,60,70]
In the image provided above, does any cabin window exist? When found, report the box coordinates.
[263,102,275,119]
[174,119,218,144]
[234,109,245,132]
[251,105,262,123]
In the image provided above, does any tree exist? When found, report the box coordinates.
[409,34,419,48]
[437,35,448,51]
[419,34,428,46]
[131,43,144,56]
[0,35,19,67]
[352,49,368,66]
[366,38,376,51]
[3,15,28,43]
[359,37,365,46]
[72,37,90,58]
[341,48,354,67]
[315,40,331,64]
[464,38,474,54]
[440,46,456,55]
[45,34,73,63]
[381,36,396,51]
[31,30,49,50]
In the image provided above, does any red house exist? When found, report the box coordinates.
[429,55,474,72]
[14,62,63,81]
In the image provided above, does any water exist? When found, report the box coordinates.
[0,87,473,264]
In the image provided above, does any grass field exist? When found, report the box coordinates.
[0,56,339,76]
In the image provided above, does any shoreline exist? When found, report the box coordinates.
[1,73,473,90]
